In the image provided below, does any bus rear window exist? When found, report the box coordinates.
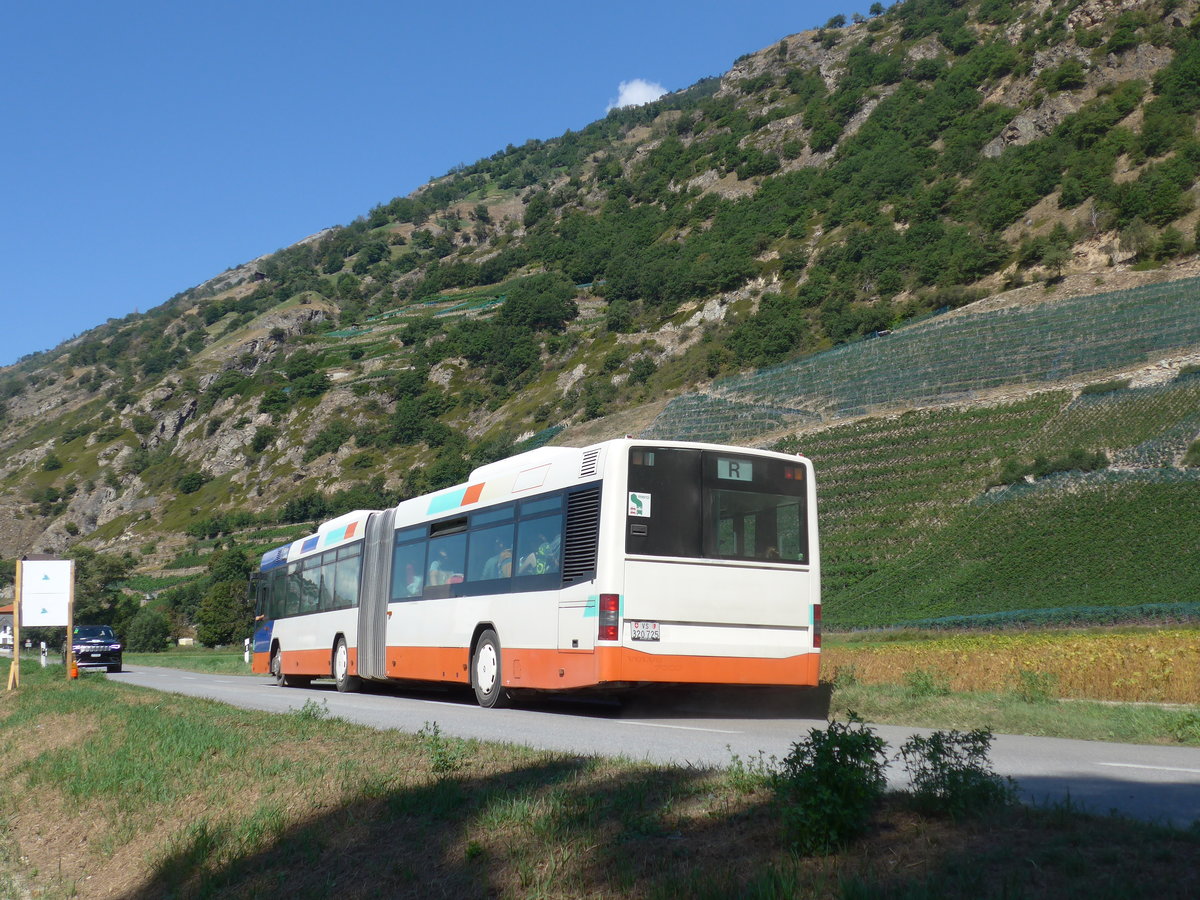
[626,448,808,564]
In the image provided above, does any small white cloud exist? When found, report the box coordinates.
[607,78,667,112]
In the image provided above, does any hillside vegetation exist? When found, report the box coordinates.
[1,0,1199,641]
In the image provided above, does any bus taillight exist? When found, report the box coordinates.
[813,604,822,649]
[599,594,619,642]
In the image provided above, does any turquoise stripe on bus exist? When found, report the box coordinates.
[427,488,467,515]
[582,595,613,618]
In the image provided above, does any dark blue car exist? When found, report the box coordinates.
[69,625,123,673]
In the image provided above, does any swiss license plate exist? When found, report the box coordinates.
[629,621,660,641]
[90,653,101,658]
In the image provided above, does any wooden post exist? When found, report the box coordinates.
[6,560,21,690]
[67,563,75,681]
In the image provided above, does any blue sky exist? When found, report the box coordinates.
[0,1,849,367]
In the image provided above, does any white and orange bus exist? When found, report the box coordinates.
[250,438,820,707]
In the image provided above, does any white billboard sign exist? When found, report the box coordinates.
[20,560,73,627]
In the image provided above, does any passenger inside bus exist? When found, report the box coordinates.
[518,533,561,575]
[405,563,422,595]
[482,539,513,579]
[428,548,451,586]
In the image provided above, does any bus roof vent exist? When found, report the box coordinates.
[579,448,601,479]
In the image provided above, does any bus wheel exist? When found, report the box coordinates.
[472,630,511,709]
[270,647,286,686]
[334,638,360,693]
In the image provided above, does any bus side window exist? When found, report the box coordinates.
[516,514,563,576]
[391,540,426,600]
[300,559,321,614]
[270,570,286,620]
[468,523,514,582]
[285,564,302,617]
[336,548,362,607]
[319,552,336,611]
[427,533,467,591]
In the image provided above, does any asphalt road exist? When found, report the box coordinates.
[111,665,1200,827]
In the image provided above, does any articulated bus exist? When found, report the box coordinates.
[249,438,820,707]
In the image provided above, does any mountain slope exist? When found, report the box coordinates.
[1,0,1199,634]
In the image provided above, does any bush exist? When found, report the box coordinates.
[904,667,952,697]
[774,716,888,854]
[1013,669,1058,703]
[898,729,1017,818]
[250,426,279,453]
[126,607,172,652]
[176,471,209,495]
[988,448,1109,487]
[303,421,351,463]
[1081,378,1131,395]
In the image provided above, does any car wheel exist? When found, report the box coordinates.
[334,638,360,693]
[472,629,511,709]
[107,664,122,673]
[271,647,287,687]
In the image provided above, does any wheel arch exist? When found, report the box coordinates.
[331,632,349,677]
[469,622,499,663]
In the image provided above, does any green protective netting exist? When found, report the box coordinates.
[641,394,820,444]
[643,277,1200,443]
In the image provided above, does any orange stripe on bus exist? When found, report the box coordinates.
[386,645,472,683]
[262,644,818,690]
[505,646,818,689]
[278,647,333,676]
[462,482,485,505]
[598,646,819,687]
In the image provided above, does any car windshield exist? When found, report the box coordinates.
[74,626,116,641]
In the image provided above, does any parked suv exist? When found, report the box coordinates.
[68,625,123,673]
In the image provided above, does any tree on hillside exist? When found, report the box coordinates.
[71,548,137,630]
[497,272,578,331]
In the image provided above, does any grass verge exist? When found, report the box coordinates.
[829,680,1200,745]
[124,647,252,675]
[1,662,1198,898]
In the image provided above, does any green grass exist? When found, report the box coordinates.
[833,478,1200,627]
[803,377,1200,627]
[2,661,1198,899]
[119,573,198,592]
[808,395,1066,601]
[125,647,252,674]
[829,681,1200,746]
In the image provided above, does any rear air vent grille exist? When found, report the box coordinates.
[562,487,601,584]
[580,449,600,479]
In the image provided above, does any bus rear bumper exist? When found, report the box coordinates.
[597,645,820,687]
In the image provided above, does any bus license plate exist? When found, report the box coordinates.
[629,621,660,641]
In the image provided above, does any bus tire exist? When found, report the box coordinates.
[472,629,510,709]
[334,637,360,693]
[270,646,286,686]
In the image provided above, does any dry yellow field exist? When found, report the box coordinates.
[824,628,1200,704]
